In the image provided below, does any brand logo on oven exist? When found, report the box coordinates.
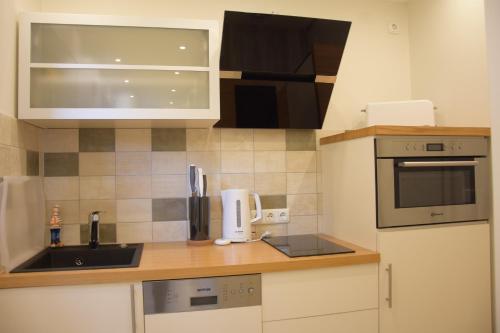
[431,212,444,217]
[197,287,212,292]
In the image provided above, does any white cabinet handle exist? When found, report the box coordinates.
[130,284,137,332]
[385,264,393,308]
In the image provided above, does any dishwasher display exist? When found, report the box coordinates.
[143,274,261,314]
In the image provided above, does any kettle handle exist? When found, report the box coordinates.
[251,193,262,223]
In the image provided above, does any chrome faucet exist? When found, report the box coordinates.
[88,211,101,249]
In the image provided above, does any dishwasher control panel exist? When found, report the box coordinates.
[143,274,261,314]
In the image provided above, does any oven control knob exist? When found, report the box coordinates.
[413,145,417,151]
[405,144,410,151]
[248,287,255,295]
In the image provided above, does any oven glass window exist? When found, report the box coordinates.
[394,161,476,208]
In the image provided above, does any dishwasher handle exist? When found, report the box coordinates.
[398,161,479,168]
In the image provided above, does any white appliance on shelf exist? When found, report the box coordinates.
[362,100,435,127]
[221,189,262,242]
[0,176,45,273]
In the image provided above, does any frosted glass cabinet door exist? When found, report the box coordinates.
[30,68,209,109]
[31,23,209,66]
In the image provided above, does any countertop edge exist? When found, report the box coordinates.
[319,126,491,145]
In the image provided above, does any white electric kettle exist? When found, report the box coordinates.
[221,189,262,242]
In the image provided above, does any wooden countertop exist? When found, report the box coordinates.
[320,126,491,145]
[0,236,379,289]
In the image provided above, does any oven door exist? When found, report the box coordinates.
[377,157,489,228]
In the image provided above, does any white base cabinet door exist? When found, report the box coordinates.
[263,309,378,333]
[378,223,492,333]
[144,306,262,333]
[0,283,136,333]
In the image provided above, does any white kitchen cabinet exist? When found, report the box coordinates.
[378,223,492,333]
[263,309,378,333]
[0,283,140,333]
[18,12,219,128]
[262,264,378,330]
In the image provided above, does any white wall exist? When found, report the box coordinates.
[38,0,412,131]
[0,0,40,118]
[484,0,500,330]
[408,0,490,127]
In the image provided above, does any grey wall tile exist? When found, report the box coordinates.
[79,129,115,152]
[44,153,79,177]
[286,130,316,151]
[152,129,186,151]
[26,151,39,176]
[260,195,287,209]
[80,223,116,244]
[152,198,187,221]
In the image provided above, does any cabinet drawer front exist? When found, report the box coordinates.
[263,309,378,333]
[262,264,378,321]
[144,305,262,333]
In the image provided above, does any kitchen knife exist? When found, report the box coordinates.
[198,168,204,197]
[203,174,207,197]
[189,164,197,197]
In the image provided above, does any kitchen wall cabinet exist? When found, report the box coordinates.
[0,283,140,333]
[262,265,378,332]
[18,12,219,128]
[378,223,491,333]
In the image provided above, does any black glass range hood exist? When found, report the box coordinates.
[216,11,351,129]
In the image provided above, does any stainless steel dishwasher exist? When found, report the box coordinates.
[143,274,262,333]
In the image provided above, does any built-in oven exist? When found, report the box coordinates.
[376,136,490,228]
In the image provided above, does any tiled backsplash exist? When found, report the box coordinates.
[40,128,320,245]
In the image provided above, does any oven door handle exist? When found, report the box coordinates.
[398,161,479,168]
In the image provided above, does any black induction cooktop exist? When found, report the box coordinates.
[262,234,355,258]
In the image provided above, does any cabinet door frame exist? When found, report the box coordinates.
[18,12,220,122]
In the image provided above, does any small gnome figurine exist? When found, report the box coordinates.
[49,205,64,247]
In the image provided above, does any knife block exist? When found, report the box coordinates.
[188,196,210,244]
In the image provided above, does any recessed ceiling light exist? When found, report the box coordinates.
[169,101,174,105]
[129,95,134,98]
[171,89,176,92]
[115,58,121,62]
[124,79,129,83]
[178,45,187,50]
[174,71,180,75]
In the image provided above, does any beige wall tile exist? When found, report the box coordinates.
[116,129,151,152]
[116,152,151,175]
[116,175,151,199]
[287,194,318,216]
[220,129,253,150]
[79,176,115,200]
[253,129,286,151]
[254,151,285,173]
[152,175,187,198]
[117,199,152,222]
[221,173,254,191]
[288,215,318,235]
[152,152,187,174]
[210,196,222,220]
[255,224,287,237]
[22,122,40,152]
[152,221,188,242]
[187,151,220,174]
[317,193,323,215]
[210,219,222,239]
[79,152,115,176]
[79,200,117,223]
[316,173,323,193]
[117,222,153,243]
[44,177,79,200]
[316,150,322,173]
[46,200,80,224]
[255,173,286,195]
[287,173,318,194]
[41,129,79,152]
[0,115,12,146]
[221,151,253,173]
[61,224,80,245]
[186,128,220,151]
[286,151,317,173]
[204,173,221,196]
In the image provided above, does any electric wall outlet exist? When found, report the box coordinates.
[252,208,289,224]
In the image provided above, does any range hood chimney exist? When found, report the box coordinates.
[216,11,351,129]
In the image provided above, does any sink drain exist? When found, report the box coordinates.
[74,257,84,266]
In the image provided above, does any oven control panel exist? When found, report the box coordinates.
[376,136,488,157]
[143,274,261,314]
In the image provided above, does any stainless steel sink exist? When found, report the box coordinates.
[10,243,143,273]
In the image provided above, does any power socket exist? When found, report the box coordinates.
[252,208,289,224]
